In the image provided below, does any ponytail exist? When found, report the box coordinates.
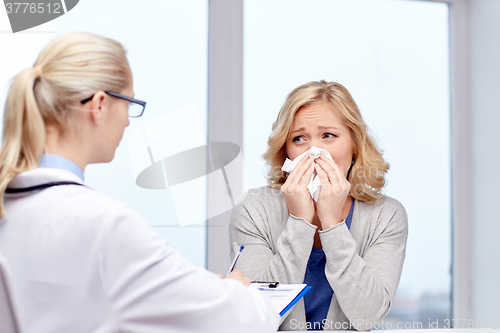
[0,67,45,216]
[0,32,130,217]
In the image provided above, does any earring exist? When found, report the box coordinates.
[347,155,356,181]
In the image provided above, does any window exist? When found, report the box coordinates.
[0,0,209,266]
[243,0,451,325]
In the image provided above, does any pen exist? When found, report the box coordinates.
[227,245,244,276]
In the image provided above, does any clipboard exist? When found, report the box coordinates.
[250,283,311,316]
[279,285,311,316]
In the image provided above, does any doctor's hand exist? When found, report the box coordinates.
[223,269,251,286]
[281,154,315,224]
[314,156,351,230]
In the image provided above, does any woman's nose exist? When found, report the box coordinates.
[309,140,325,150]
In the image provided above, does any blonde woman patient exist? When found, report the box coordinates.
[0,32,280,333]
[230,81,408,331]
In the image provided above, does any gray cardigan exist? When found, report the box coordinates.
[229,186,408,331]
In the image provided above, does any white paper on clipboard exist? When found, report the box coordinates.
[250,283,310,316]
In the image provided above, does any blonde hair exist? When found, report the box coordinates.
[263,80,389,202]
[0,32,130,217]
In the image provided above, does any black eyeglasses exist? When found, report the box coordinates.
[80,91,146,118]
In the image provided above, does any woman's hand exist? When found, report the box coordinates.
[281,154,315,224]
[314,155,351,230]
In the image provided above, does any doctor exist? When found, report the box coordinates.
[0,32,279,333]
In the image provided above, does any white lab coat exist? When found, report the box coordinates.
[0,168,279,333]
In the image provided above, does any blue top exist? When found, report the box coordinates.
[39,153,84,181]
[303,200,355,330]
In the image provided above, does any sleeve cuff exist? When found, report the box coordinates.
[288,214,318,231]
[318,219,347,234]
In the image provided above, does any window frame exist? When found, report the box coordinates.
[206,0,472,321]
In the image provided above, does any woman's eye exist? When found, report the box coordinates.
[293,136,304,143]
[324,133,337,139]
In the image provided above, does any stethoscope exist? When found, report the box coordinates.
[6,181,84,193]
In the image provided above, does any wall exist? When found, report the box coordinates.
[469,0,500,320]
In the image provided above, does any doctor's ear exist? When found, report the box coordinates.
[85,91,107,125]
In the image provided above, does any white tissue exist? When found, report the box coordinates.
[281,146,333,202]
